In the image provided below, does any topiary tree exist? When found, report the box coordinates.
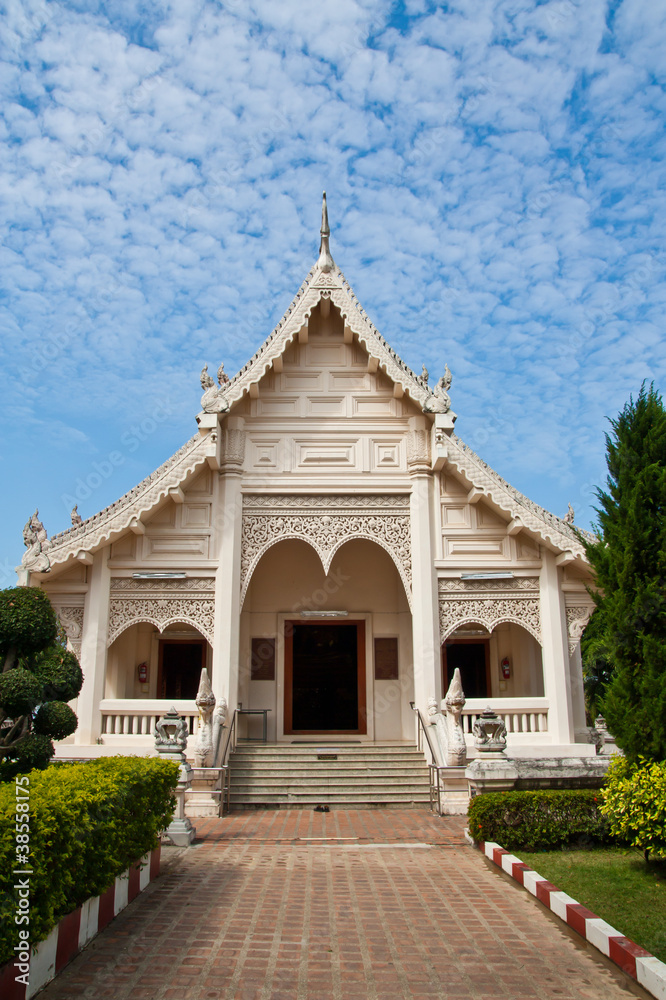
[582,383,666,762]
[0,587,83,781]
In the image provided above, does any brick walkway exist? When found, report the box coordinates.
[40,810,646,1000]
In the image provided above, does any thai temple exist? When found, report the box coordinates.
[19,195,598,794]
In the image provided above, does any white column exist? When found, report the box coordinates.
[408,418,442,712]
[210,417,244,709]
[539,549,574,744]
[569,643,588,737]
[75,546,111,744]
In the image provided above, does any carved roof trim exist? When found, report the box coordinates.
[46,434,209,567]
[446,435,594,559]
[221,263,432,409]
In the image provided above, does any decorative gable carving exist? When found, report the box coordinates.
[438,577,541,643]
[241,494,412,609]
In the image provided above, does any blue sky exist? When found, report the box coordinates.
[1,0,665,584]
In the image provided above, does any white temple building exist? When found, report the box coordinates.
[20,196,596,762]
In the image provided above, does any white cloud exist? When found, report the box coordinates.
[0,0,665,567]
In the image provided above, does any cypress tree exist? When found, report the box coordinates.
[583,383,666,762]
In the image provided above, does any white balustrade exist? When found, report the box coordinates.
[461,698,549,738]
[99,700,199,741]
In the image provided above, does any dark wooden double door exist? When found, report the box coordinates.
[284,621,367,735]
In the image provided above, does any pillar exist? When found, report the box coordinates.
[539,549,574,744]
[211,416,245,709]
[75,546,111,744]
[408,417,442,712]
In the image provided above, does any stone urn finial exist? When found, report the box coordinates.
[473,705,507,754]
[154,706,189,760]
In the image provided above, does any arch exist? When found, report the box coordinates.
[440,613,541,645]
[107,615,211,647]
[241,531,413,611]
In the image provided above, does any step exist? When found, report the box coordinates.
[227,741,432,809]
[231,779,431,793]
[228,793,431,805]
[232,767,429,784]
[230,751,425,760]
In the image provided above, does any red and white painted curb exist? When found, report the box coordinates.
[478,839,666,1000]
[0,846,160,1000]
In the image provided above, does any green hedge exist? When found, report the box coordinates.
[0,756,179,967]
[468,789,610,851]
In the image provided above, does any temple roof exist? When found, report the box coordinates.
[31,195,591,572]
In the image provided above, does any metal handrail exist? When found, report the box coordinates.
[217,710,237,816]
[410,702,445,816]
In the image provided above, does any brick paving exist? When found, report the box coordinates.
[40,809,647,1000]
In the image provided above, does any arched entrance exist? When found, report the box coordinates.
[105,621,212,701]
[240,536,412,740]
[442,620,544,700]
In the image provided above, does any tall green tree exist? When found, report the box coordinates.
[0,587,83,780]
[583,383,666,762]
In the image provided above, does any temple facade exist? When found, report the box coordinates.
[20,197,596,759]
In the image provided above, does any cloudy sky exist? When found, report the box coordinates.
[1,0,665,582]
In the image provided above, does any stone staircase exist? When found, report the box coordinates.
[227,742,433,809]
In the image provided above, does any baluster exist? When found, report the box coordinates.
[114,714,122,735]
[521,713,528,733]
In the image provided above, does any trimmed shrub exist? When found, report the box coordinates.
[601,755,666,860]
[0,756,179,967]
[33,702,78,740]
[0,588,84,780]
[0,588,58,662]
[32,648,83,703]
[468,789,609,851]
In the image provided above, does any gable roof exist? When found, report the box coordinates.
[445,435,592,557]
[215,263,434,411]
[44,433,212,570]
[30,195,591,573]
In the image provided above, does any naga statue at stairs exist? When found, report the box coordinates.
[427,668,467,766]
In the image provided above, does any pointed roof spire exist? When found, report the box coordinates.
[317,191,335,273]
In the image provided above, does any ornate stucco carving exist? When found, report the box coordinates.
[46,435,210,568]
[200,362,231,414]
[406,429,431,470]
[22,510,51,573]
[438,577,541,643]
[241,494,412,609]
[55,606,85,657]
[107,577,215,646]
[220,428,246,469]
[565,605,593,655]
[423,366,453,414]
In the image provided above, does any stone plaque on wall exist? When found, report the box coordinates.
[251,637,276,681]
[374,637,399,680]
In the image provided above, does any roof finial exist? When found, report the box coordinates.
[317,191,335,273]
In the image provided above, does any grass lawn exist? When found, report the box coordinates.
[517,847,666,963]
